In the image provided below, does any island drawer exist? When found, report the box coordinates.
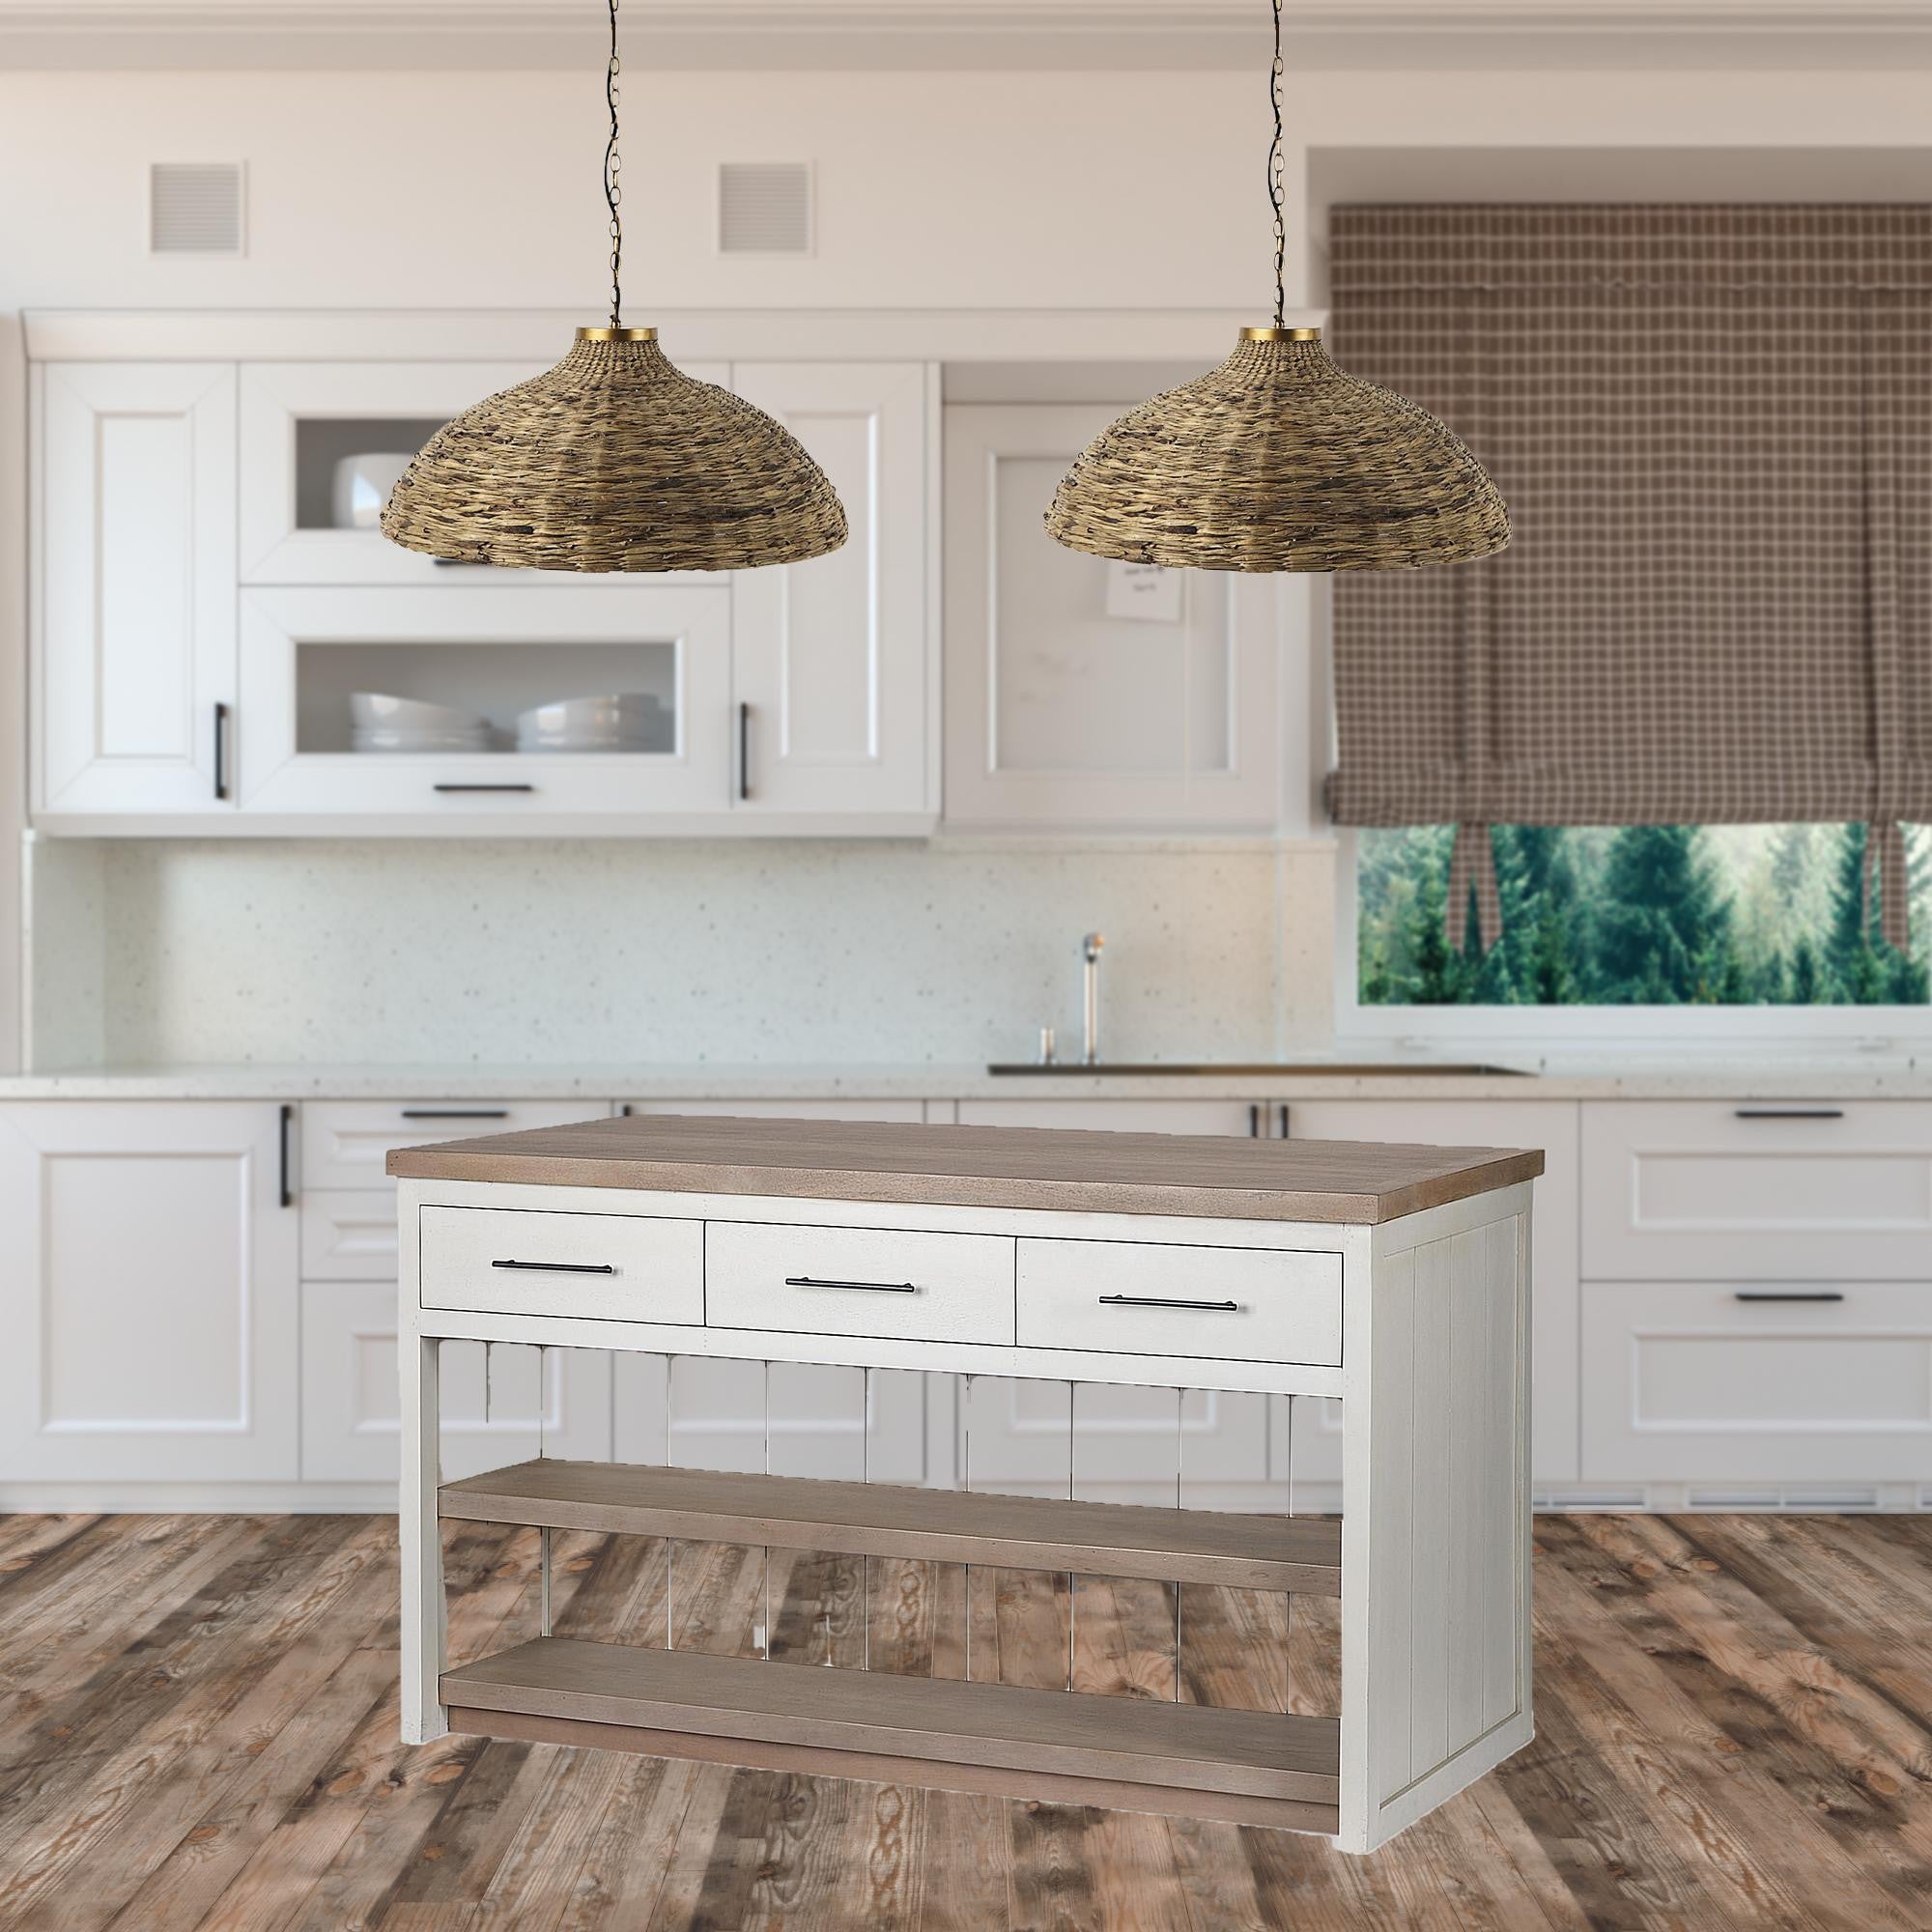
[1017,1239,1343,1366]
[705,1222,1015,1344]
[419,1206,704,1323]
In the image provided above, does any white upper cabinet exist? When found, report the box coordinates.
[36,362,238,816]
[34,349,935,834]
[729,362,936,819]
[238,360,726,586]
[943,403,1279,830]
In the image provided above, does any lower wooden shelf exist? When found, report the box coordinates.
[443,1637,1343,1835]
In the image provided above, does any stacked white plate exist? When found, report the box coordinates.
[516,694,670,754]
[350,692,491,754]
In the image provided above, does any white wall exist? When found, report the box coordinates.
[6,53,1929,1069]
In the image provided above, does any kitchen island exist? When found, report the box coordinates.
[389,1113,1541,1854]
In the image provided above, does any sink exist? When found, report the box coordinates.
[984,1062,1531,1077]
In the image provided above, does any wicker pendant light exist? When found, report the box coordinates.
[383,0,846,573]
[1045,3,1508,574]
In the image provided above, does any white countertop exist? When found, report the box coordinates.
[3,1058,1929,1102]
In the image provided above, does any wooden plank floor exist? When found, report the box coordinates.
[1,1512,1929,1929]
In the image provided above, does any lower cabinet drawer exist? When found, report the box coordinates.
[1580,1281,1932,1483]
[302,1189,400,1281]
[704,1222,1014,1344]
[419,1206,704,1323]
[1017,1239,1343,1367]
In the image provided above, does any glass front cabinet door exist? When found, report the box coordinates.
[237,584,734,822]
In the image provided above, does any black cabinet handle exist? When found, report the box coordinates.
[213,701,230,801]
[278,1103,293,1208]
[1734,1108,1845,1121]
[401,1109,509,1121]
[435,783,535,794]
[739,702,752,802]
[1248,1104,1261,1138]
[1734,1291,1846,1303]
[785,1275,917,1294]
[1279,1103,1291,1140]
[1100,1293,1240,1313]
[492,1259,617,1275]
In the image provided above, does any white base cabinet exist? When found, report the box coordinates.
[0,1102,298,1484]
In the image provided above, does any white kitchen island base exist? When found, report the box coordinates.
[391,1115,1540,1856]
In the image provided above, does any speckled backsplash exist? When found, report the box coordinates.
[29,837,1338,1069]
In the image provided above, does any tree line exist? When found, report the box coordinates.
[1359,823,1932,1008]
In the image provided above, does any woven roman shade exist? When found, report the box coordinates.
[1324,205,1932,951]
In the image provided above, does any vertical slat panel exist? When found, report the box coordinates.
[1482,1217,1523,1728]
[1371,1248,1415,1804]
[1446,1228,1486,1755]
[965,1375,1071,1690]
[1407,1236,1454,1773]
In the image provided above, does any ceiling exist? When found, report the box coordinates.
[3,1,1929,71]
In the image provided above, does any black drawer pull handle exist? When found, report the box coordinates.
[1733,1108,1845,1121]
[1100,1293,1240,1313]
[278,1103,294,1208]
[402,1109,510,1121]
[492,1259,616,1275]
[1734,1291,1846,1303]
[435,783,536,794]
[785,1276,917,1294]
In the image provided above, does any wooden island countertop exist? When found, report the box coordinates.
[387,1110,1544,1224]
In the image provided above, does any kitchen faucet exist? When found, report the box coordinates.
[1081,932,1105,1065]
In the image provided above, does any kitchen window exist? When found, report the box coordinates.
[1348,822,1932,1025]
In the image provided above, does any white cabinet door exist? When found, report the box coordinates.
[302,1283,612,1483]
[237,584,733,821]
[37,363,238,816]
[1287,1099,1581,1486]
[239,360,727,586]
[729,363,935,821]
[943,404,1279,830]
[0,1103,298,1484]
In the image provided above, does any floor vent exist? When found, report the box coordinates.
[718,162,812,256]
[150,162,244,255]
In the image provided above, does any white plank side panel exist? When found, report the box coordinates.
[1483,1216,1522,1730]
[1371,1247,1415,1805]
[1445,1224,1485,1758]
[1407,1234,1453,1776]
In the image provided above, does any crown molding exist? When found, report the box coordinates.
[2,1,1929,70]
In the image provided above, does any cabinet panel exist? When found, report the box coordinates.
[730,363,933,818]
[302,1101,608,1191]
[302,1283,611,1483]
[1288,1099,1579,1484]
[1581,1100,1932,1281]
[240,360,725,586]
[0,1102,298,1483]
[1580,1281,1932,1483]
[619,1100,928,1124]
[238,585,732,819]
[943,404,1278,829]
[38,363,237,814]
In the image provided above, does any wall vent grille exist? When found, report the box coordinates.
[718,162,812,256]
[150,162,244,255]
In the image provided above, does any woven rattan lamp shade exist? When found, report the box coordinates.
[381,328,848,573]
[1045,328,1509,574]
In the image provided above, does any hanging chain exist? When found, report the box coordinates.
[1268,0,1287,328]
[604,0,624,328]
